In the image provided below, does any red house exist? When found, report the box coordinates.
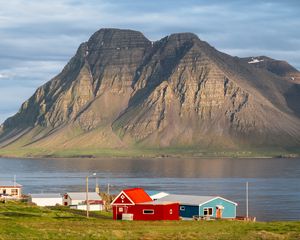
[111,188,179,221]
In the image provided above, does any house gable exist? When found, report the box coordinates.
[199,197,237,218]
[199,196,238,207]
[111,191,134,205]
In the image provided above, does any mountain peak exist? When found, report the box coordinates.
[91,28,147,38]
[169,32,199,40]
[0,28,300,153]
[87,28,151,49]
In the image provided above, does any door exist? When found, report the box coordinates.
[216,208,223,218]
[117,206,124,220]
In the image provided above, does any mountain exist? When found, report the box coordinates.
[0,28,300,157]
[242,56,300,83]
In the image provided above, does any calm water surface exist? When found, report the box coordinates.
[0,157,299,221]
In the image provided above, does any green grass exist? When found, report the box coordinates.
[0,201,299,240]
[0,145,299,159]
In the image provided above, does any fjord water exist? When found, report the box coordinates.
[1,157,299,221]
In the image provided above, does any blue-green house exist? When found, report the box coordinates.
[158,194,237,219]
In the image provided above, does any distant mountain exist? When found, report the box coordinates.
[242,56,300,83]
[0,28,299,156]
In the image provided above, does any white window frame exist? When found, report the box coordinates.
[180,206,185,211]
[143,209,154,215]
[203,207,213,216]
[11,189,18,195]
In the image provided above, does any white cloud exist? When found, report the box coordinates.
[0,60,65,83]
[0,73,8,79]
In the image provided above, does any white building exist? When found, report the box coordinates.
[30,193,62,206]
[63,192,104,211]
[70,204,103,211]
[147,191,169,201]
[0,181,22,198]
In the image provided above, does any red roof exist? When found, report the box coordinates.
[123,188,152,204]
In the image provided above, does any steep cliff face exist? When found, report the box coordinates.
[112,33,300,147]
[1,28,300,152]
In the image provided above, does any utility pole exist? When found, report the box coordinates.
[107,183,110,195]
[246,181,249,219]
[86,176,89,218]
[86,173,96,218]
[95,177,100,194]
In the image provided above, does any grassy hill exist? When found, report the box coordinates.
[0,144,299,159]
[0,201,299,240]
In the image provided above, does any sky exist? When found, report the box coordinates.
[0,0,300,124]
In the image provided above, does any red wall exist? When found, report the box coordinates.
[113,203,179,221]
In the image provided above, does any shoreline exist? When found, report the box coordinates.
[0,154,288,161]
[1,145,299,160]
[1,146,299,160]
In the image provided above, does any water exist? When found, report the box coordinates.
[0,157,299,221]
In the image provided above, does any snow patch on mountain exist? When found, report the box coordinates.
[248,58,264,64]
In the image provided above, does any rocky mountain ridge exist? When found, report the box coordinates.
[0,28,299,154]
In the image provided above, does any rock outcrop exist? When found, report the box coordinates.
[1,28,300,152]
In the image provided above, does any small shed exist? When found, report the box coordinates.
[63,192,104,211]
[159,194,237,219]
[111,188,179,221]
[0,181,22,198]
[30,193,62,206]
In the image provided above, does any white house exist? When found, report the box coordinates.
[30,193,62,206]
[0,181,22,198]
[63,192,104,211]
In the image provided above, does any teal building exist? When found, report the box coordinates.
[159,194,237,219]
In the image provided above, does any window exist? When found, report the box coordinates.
[180,206,185,211]
[64,195,68,199]
[11,189,18,195]
[118,207,123,213]
[203,207,213,216]
[143,209,154,214]
[169,209,173,214]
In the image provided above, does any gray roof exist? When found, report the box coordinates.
[137,201,176,205]
[159,194,237,206]
[65,192,102,201]
[30,193,62,198]
[0,181,22,187]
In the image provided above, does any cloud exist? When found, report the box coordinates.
[0,60,66,86]
[0,59,66,124]
[0,73,8,79]
[0,85,36,123]
[0,0,299,123]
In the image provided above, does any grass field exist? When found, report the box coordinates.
[0,145,299,159]
[0,201,299,240]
